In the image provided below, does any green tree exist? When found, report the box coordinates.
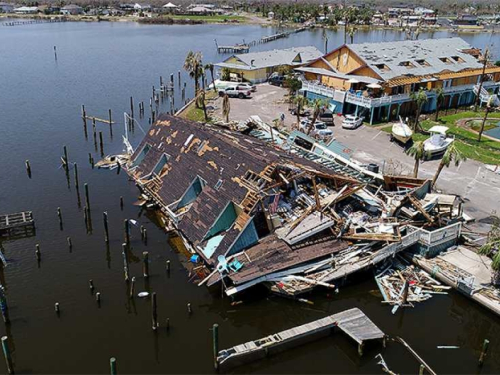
[409,88,428,132]
[222,93,230,123]
[431,141,467,188]
[479,213,500,285]
[204,63,216,92]
[221,67,230,81]
[308,98,329,135]
[285,77,302,96]
[292,95,309,127]
[434,87,445,121]
[277,65,292,76]
[183,51,203,106]
[405,140,427,178]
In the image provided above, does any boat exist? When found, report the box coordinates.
[423,126,454,157]
[391,117,413,144]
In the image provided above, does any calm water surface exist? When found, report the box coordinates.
[1,20,500,374]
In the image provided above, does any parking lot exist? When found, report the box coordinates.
[216,83,500,223]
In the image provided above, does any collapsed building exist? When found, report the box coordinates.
[125,114,464,297]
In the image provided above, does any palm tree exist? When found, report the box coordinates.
[347,25,357,44]
[221,67,230,82]
[183,51,203,102]
[205,63,216,92]
[431,141,467,188]
[409,88,428,132]
[478,96,494,142]
[434,88,445,121]
[308,98,328,135]
[196,90,208,122]
[478,214,500,285]
[405,140,427,178]
[222,93,230,123]
[292,95,309,128]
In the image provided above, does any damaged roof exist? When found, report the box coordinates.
[349,37,483,81]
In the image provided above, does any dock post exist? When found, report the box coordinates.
[187,303,192,315]
[55,302,60,314]
[84,205,89,229]
[110,357,117,375]
[419,364,425,375]
[130,96,134,119]
[96,292,101,306]
[143,252,149,278]
[92,118,97,146]
[103,212,109,243]
[57,207,63,228]
[67,237,72,251]
[89,279,95,292]
[63,145,69,168]
[166,318,170,331]
[151,292,158,331]
[84,183,90,210]
[122,243,129,282]
[402,280,409,305]
[120,196,124,210]
[178,70,181,86]
[1,336,14,374]
[0,286,10,325]
[74,163,79,189]
[129,277,135,299]
[357,342,364,356]
[124,219,130,245]
[479,339,489,367]
[25,160,31,178]
[143,228,147,245]
[160,76,163,87]
[99,131,104,156]
[140,225,144,240]
[213,324,219,370]
[35,244,41,261]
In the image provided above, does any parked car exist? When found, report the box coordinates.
[268,75,286,86]
[299,120,333,137]
[318,111,335,124]
[218,86,252,99]
[289,107,311,117]
[235,83,256,92]
[342,115,363,129]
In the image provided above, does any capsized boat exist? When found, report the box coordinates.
[423,126,453,157]
[391,117,413,144]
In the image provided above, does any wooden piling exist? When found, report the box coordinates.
[55,302,60,314]
[166,260,170,274]
[130,97,134,119]
[419,364,425,375]
[96,292,101,305]
[63,145,69,168]
[187,303,192,315]
[91,156,94,169]
[166,318,170,331]
[1,336,14,374]
[0,287,9,325]
[89,279,95,292]
[57,207,63,227]
[151,292,158,331]
[142,251,149,278]
[143,228,147,245]
[92,118,97,145]
[402,280,409,305]
[479,339,489,367]
[99,131,104,155]
[67,237,72,250]
[140,225,144,240]
[122,243,130,283]
[213,324,219,370]
[110,357,117,375]
[25,160,31,178]
[124,219,130,245]
[120,196,124,210]
[35,244,41,261]
[84,205,89,229]
[116,162,121,175]
[357,342,364,356]
[74,163,79,189]
[84,183,90,210]
[178,70,181,86]
[160,76,163,86]
[129,277,135,299]
[103,212,109,243]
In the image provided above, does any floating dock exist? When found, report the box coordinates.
[216,308,384,370]
[0,211,35,238]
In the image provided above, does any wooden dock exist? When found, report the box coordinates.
[216,308,384,370]
[0,211,35,238]
[217,44,249,53]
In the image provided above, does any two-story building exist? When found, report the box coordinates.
[297,37,500,124]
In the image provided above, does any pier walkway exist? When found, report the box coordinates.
[216,307,384,369]
[0,211,35,238]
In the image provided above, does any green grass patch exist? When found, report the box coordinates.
[178,90,217,123]
[470,120,498,132]
[167,14,247,22]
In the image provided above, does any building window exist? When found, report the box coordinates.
[439,57,453,64]
[151,154,169,177]
[214,179,223,191]
[451,56,465,63]
[416,59,430,67]
[375,63,391,71]
[399,61,416,69]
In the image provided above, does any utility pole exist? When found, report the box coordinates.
[474,47,490,112]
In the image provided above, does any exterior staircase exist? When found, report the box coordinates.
[474,84,500,107]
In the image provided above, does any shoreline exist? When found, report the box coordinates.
[2,12,499,33]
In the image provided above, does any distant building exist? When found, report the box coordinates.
[133,3,152,11]
[215,46,323,84]
[0,2,14,13]
[387,7,412,17]
[162,2,179,12]
[267,11,274,19]
[454,14,478,26]
[14,6,38,14]
[61,4,84,15]
[187,5,223,15]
